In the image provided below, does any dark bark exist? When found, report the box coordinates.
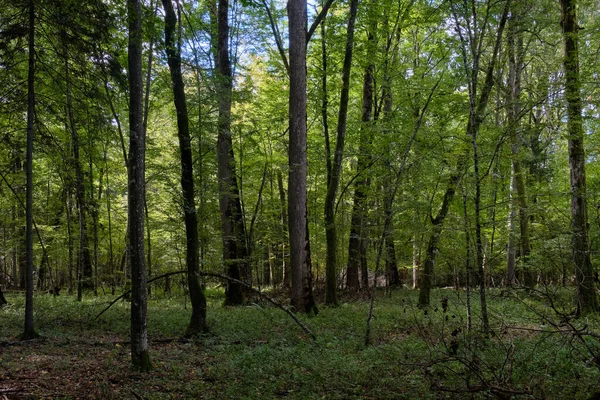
[560,0,598,314]
[127,0,151,371]
[324,0,358,306]
[288,0,317,314]
[215,0,249,305]
[385,232,400,286]
[277,169,290,288]
[418,175,460,307]
[23,0,37,340]
[347,14,375,292]
[65,53,92,300]
[105,151,115,294]
[162,0,209,335]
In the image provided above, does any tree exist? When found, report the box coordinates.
[560,0,598,314]
[288,0,317,314]
[215,0,250,306]
[161,0,209,335]
[324,0,358,306]
[127,0,151,371]
[22,0,37,341]
[505,5,531,286]
[418,0,509,319]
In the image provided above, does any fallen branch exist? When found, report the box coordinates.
[94,271,316,340]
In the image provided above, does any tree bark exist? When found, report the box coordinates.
[23,0,37,340]
[215,0,249,305]
[288,0,317,314]
[347,9,375,292]
[560,0,598,314]
[506,10,531,286]
[65,53,92,301]
[127,0,151,371]
[277,169,290,288]
[162,0,209,335]
[324,0,358,306]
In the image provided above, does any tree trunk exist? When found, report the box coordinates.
[277,169,290,288]
[506,9,531,287]
[65,52,92,300]
[347,15,375,292]
[162,0,209,335]
[105,151,115,295]
[23,0,37,340]
[560,0,598,314]
[385,232,400,286]
[419,0,509,310]
[324,0,358,306]
[288,0,317,314]
[127,0,151,371]
[215,0,249,305]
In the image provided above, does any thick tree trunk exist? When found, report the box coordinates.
[560,0,598,314]
[216,0,249,305]
[288,0,317,314]
[127,0,151,371]
[23,0,37,340]
[162,0,209,334]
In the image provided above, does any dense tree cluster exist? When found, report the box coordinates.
[1,0,600,359]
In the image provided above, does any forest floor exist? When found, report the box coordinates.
[1,286,600,399]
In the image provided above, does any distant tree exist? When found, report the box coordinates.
[127,0,151,371]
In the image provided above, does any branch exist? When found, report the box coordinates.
[307,0,336,43]
[261,0,289,74]
[94,271,317,340]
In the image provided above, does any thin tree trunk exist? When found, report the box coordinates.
[277,169,290,288]
[127,0,151,371]
[560,0,598,314]
[506,9,530,287]
[105,150,115,295]
[347,12,375,292]
[163,0,209,334]
[65,53,92,300]
[324,0,358,306]
[23,0,37,340]
[419,0,509,311]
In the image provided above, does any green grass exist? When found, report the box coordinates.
[1,287,599,399]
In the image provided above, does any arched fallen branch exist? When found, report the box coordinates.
[94,271,316,340]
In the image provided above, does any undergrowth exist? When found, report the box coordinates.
[1,287,599,399]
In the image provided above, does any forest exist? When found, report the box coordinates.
[1,0,600,398]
